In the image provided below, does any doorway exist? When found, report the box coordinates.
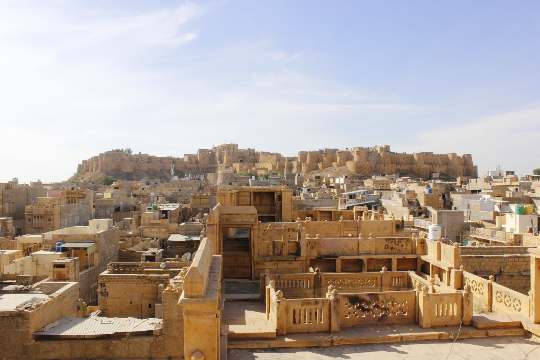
[222,227,252,279]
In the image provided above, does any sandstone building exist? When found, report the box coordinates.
[74,144,477,183]
[0,179,46,234]
[24,189,93,234]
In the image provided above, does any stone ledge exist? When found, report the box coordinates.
[228,324,527,349]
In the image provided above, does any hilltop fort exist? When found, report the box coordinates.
[74,144,477,182]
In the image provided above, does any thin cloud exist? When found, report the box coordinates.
[401,107,540,175]
[0,2,473,183]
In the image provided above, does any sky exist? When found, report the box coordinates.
[1,0,539,183]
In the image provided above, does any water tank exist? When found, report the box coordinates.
[424,187,433,194]
[55,241,63,253]
[428,224,442,241]
[524,204,534,215]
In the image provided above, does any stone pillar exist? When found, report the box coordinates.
[314,268,322,297]
[530,248,540,323]
[450,266,464,290]
[462,284,473,326]
[414,283,422,323]
[326,285,340,333]
[262,270,271,305]
[181,301,221,360]
[265,284,272,319]
[336,258,342,273]
[275,290,287,335]
[391,258,398,271]
[416,257,423,273]
[418,287,431,328]
[380,266,388,292]
[487,275,494,312]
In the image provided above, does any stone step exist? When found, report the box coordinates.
[522,322,540,337]
[228,324,527,349]
[225,293,260,301]
[227,326,277,340]
[224,279,261,301]
[472,314,524,330]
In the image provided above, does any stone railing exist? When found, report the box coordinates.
[418,289,472,328]
[182,237,213,297]
[409,272,433,293]
[265,281,333,335]
[425,240,461,268]
[106,261,190,274]
[426,239,440,261]
[267,273,316,298]
[468,227,519,244]
[414,218,432,230]
[491,282,530,318]
[463,271,492,313]
[461,271,531,318]
[460,246,531,255]
[265,273,471,334]
[303,235,418,258]
[266,284,415,335]
[339,291,416,327]
[106,262,145,274]
[284,297,331,334]
[440,242,461,268]
[321,272,379,294]
[264,270,412,298]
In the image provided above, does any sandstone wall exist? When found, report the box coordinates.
[74,144,477,182]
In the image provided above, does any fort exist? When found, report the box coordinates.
[73,144,477,182]
[4,2,539,359]
[3,162,540,360]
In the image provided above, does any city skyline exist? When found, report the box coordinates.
[1,0,540,182]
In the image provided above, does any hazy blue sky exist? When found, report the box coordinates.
[1,0,539,182]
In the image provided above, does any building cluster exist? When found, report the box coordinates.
[73,144,477,184]
[2,148,540,360]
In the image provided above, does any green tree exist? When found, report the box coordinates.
[533,168,540,176]
[102,176,115,186]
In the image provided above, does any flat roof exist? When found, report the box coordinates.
[342,189,370,195]
[61,242,95,249]
[31,250,58,255]
[34,316,162,339]
[0,249,20,255]
[158,203,181,211]
[168,234,201,242]
[0,293,49,311]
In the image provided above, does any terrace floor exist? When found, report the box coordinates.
[228,336,540,360]
[222,298,531,347]
[223,301,276,340]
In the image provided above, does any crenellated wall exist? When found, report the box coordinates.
[73,144,477,182]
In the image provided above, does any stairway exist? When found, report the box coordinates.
[223,301,277,340]
[224,279,261,301]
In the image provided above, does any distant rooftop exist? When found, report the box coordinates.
[0,293,49,311]
[34,316,162,339]
[168,234,201,242]
[60,242,95,249]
